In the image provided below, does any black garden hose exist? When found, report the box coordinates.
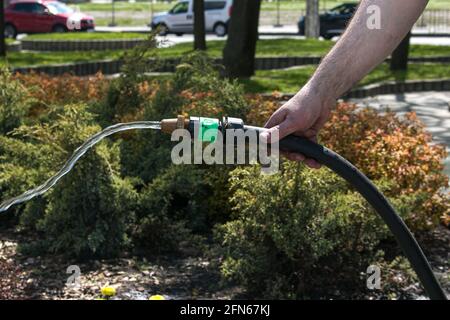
[274,133,447,300]
[173,116,447,300]
[1,115,445,300]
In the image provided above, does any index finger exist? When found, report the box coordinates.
[264,107,287,129]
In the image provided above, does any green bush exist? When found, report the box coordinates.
[0,136,53,225]
[133,165,205,254]
[216,162,427,299]
[1,104,137,258]
[2,49,249,257]
[0,67,32,134]
[133,162,240,252]
[115,52,248,253]
[119,51,248,182]
[93,52,248,257]
[94,35,159,125]
[1,44,447,299]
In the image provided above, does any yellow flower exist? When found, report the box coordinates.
[149,295,165,300]
[101,286,116,297]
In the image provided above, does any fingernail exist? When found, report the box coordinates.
[260,131,270,143]
[306,159,321,169]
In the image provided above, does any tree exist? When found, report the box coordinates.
[305,0,320,38]
[390,31,411,71]
[223,0,261,78]
[193,0,206,50]
[0,0,6,57]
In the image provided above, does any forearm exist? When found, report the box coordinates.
[306,0,428,100]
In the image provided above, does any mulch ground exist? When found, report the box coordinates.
[0,226,448,300]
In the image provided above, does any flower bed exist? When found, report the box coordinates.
[1,47,448,299]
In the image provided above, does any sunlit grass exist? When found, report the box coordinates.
[94,17,150,27]
[160,38,450,58]
[1,50,124,67]
[75,0,450,12]
[2,38,449,68]
[240,63,450,93]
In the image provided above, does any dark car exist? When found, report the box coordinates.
[298,3,357,39]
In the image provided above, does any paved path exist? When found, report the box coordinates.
[350,92,450,178]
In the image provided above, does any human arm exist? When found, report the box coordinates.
[262,0,429,168]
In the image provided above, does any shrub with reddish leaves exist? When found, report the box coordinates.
[321,103,448,229]
[13,72,108,116]
[247,99,449,228]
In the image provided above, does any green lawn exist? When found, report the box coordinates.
[2,50,124,67]
[160,39,450,58]
[75,0,450,12]
[13,37,450,57]
[94,17,150,27]
[73,0,450,26]
[3,53,450,94]
[260,0,450,11]
[160,39,333,58]
[76,1,169,12]
[2,37,450,94]
[23,32,147,41]
[2,38,450,67]
[2,37,450,68]
[240,63,450,93]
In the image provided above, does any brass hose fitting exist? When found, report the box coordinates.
[160,115,189,134]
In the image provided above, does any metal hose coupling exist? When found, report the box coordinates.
[161,115,246,141]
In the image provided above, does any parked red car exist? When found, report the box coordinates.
[4,0,95,38]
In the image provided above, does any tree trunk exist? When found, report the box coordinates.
[390,31,411,71]
[305,0,320,38]
[193,0,206,51]
[223,0,261,78]
[0,0,6,57]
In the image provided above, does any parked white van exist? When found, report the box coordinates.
[150,0,233,37]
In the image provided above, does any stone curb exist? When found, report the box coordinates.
[11,55,450,76]
[21,38,146,51]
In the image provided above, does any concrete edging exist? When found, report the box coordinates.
[12,59,123,77]
[21,38,146,51]
[6,41,22,52]
[343,79,450,99]
[11,55,450,76]
[11,58,179,76]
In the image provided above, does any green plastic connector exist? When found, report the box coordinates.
[199,117,219,142]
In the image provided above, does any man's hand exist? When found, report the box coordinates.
[261,0,428,168]
[261,83,334,169]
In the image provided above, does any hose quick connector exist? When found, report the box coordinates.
[161,116,245,142]
[160,115,190,134]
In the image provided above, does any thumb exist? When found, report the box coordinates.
[260,118,295,143]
